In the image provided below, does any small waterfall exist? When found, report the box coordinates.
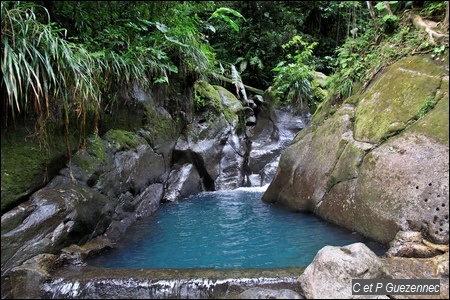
[41,273,301,299]
[243,103,310,187]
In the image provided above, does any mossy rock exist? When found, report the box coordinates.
[145,106,181,146]
[1,127,76,213]
[328,141,368,189]
[405,76,449,145]
[354,56,444,144]
[194,80,223,116]
[103,129,147,151]
[214,85,244,128]
[69,134,111,183]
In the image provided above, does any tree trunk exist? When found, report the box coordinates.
[366,1,378,29]
[384,1,393,15]
[444,0,449,29]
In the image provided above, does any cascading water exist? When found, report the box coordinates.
[244,105,310,187]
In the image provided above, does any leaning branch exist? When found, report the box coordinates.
[214,74,265,95]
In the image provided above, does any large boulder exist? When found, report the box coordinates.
[298,243,389,299]
[163,163,202,202]
[262,55,449,245]
[1,179,114,277]
[172,80,248,191]
[248,105,309,187]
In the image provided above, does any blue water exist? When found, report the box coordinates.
[87,187,386,269]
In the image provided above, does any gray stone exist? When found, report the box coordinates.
[298,243,389,299]
[1,181,114,276]
[252,95,264,105]
[239,287,302,299]
[381,252,449,299]
[246,115,257,126]
[163,163,201,202]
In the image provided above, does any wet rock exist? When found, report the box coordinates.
[259,158,281,186]
[244,106,255,117]
[247,99,257,109]
[252,95,264,106]
[21,267,302,299]
[298,243,389,299]
[10,253,61,299]
[103,143,166,197]
[173,82,247,191]
[246,115,257,126]
[248,106,307,187]
[1,181,114,276]
[238,287,302,299]
[60,235,115,263]
[163,163,202,202]
[215,132,247,190]
[135,183,164,218]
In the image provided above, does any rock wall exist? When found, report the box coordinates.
[1,78,306,298]
[262,54,449,245]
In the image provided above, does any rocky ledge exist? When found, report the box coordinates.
[6,241,448,299]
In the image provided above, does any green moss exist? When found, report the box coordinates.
[71,134,109,174]
[0,125,77,213]
[1,138,46,211]
[362,152,377,172]
[191,81,244,139]
[194,80,223,116]
[329,142,366,189]
[407,85,449,145]
[86,135,107,161]
[354,56,444,144]
[103,129,147,151]
[343,94,360,106]
[145,107,180,145]
[214,85,242,124]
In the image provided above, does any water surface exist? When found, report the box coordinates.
[88,187,386,269]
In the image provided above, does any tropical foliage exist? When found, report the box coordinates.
[328,1,448,101]
[271,35,319,114]
[1,1,219,140]
[2,0,448,139]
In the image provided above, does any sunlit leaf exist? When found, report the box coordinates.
[155,22,168,33]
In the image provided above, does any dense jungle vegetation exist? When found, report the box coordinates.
[1,1,449,142]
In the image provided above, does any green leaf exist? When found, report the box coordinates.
[220,15,239,32]
[209,7,245,21]
[153,76,168,84]
[374,2,386,11]
[204,24,216,33]
[208,7,245,32]
[155,22,168,33]
[164,35,188,47]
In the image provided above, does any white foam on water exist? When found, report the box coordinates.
[235,184,270,193]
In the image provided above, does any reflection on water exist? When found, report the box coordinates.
[87,188,386,269]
